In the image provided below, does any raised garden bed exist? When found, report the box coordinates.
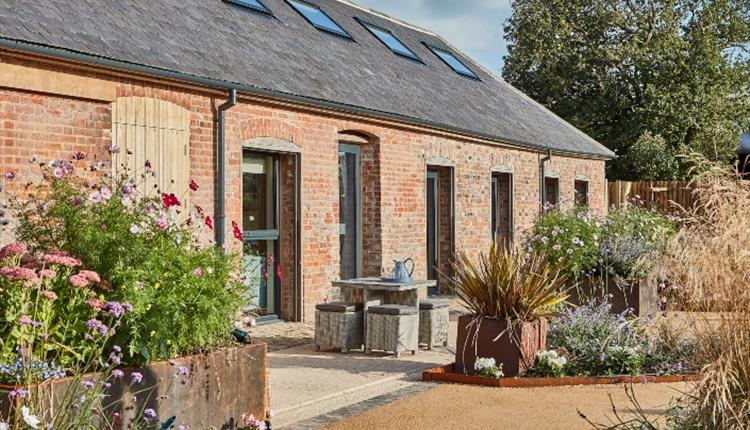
[567,277,659,316]
[0,343,268,429]
[423,363,700,388]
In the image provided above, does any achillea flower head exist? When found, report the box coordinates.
[42,253,81,268]
[41,290,58,301]
[0,243,27,259]
[0,266,38,283]
[78,270,101,283]
[38,269,56,279]
[85,298,107,312]
[68,274,90,288]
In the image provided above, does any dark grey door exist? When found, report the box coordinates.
[426,170,438,280]
[242,151,280,320]
[338,144,361,280]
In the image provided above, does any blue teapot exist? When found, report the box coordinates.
[389,257,415,282]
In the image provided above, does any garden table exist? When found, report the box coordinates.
[331,278,437,335]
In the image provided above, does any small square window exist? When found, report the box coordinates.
[358,19,420,61]
[225,0,273,15]
[425,44,479,79]
[287,0,352,39]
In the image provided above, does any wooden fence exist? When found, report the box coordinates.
[607,180,696,213]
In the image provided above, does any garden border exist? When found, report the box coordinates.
[422,363,701,388]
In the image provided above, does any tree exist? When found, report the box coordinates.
[502,0,750,180]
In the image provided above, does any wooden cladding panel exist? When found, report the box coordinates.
[111,97,191,204]
[0,59,116,101]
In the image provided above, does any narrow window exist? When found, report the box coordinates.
[225,0,273,14]
[492,173,513,246]
[424,44,479,79]
[574,180,589,206]
[544,177,560,209]
[287,0,352,38]
[358,19,420,61]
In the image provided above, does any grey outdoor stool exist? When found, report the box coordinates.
[314,302,364,353]
[365,305,418,358]
[419,299,450,350]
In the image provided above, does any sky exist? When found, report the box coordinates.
[354,0,513,75]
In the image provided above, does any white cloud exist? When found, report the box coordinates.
[353,0,512,72]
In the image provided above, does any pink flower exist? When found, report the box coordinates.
[88,191,102,203]
[69,274,90,288]
[18,315,43,328]
[193,267,203,277]
[0,243,27,260]
[78,270,101,283]
[100,187,113,200]
[4,171,16,180]
[189,180,199,192]
[38,269,56,279]
[232,221,243,241]
[86,298,107,312]
[156,215,168,230]
[42,253,82,267]
[0,266,39,283]
[161,193,180,208]
[41,290,58,301]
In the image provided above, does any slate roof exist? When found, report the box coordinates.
[0,0,615,158]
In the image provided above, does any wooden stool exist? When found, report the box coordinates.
[419,299,450,349]
[314,302,364,353]
[365,305,418,358]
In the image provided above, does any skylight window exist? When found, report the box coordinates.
[358,20,420,61]
[225,0,273,15]
[286,0,352,38]
[425,44,479,79]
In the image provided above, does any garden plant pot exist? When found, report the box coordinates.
[567,277,658,316]
[455,315,547,377]
[0,343,268,429]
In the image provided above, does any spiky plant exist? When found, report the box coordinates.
[449,242,569,321]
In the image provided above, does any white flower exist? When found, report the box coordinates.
[0,420,8,430]
[21,406,41,429]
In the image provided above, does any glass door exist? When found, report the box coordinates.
[242,151,281,320]
[426,170,439,280]
[338,144,361,280]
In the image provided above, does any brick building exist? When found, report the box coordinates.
[0,0,614,322]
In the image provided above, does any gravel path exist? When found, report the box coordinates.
[321,382,691,430]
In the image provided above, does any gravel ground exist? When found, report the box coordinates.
[322,382,691,430]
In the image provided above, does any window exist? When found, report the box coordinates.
[543,177,559,209]
[224,0,273,15]
[424,44,479,79]
[492,173,513,245]
[286,0,352,38]
[357,19,420,61]
[574,180,589,206]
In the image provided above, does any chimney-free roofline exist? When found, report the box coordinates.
[0,37,615,160]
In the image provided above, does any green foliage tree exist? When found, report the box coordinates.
[502,0,750,179]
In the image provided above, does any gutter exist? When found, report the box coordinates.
[0,37,616,160]
[540,149,552,209]
[216,89,237,248]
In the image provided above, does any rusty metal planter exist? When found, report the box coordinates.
[567,277,658,316]
[0,343,268,429]
[455,315,547,377]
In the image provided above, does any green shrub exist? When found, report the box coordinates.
[10,157,243,364]
[524,208,601,279]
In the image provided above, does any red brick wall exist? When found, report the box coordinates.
[0,55,608,321]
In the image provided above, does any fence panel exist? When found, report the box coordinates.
[608,180,696,213]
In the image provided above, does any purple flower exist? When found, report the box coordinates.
[177,366,189,376]
[100,187,113,200]
[18,315,43,328]
[107,145,120,154]
[86,319,102,329]
[122,302,133,313]
[107,302,125,318]
[113,345,122,353]
[131,372,143,384]
[82,380,95,389]
[144,408,157,420]
[98,324,109,335]
[8,388,29,398]
[112,369,125,379]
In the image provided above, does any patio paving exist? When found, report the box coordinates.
[254,303,461,429]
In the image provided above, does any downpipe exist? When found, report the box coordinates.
[216,89,237,248]
[539,149,552,209]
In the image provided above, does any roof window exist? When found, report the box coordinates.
[287,0,352,38]
[224,0,273,15]
[358,19,420,61]
[425,44,479,79]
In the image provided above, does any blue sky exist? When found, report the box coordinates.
[354,0,512,74]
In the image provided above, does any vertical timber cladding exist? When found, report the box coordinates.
[111,97,191,205]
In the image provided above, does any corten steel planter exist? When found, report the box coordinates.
[0,343,268,429]
[455,315,547,377]
[423,363,701,388]
[567,277,658,316]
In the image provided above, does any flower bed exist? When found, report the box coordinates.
[0,344,268,429]
[422,363,700,388]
